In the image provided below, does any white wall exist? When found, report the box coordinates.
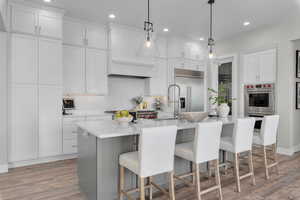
[0,0,7,31]
[0,32,7,172]
[292,40,300,152]
[215,15,300,154]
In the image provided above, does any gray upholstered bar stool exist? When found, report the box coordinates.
[252,115,280,179]
[119,126,177,200]
[220,118,256,193]
[174,121,223,200]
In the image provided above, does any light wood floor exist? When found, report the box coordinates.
[0,152,300,200]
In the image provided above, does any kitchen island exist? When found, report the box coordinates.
[76,117,249,200]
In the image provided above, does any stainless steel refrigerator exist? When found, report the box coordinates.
[174,68,205,112]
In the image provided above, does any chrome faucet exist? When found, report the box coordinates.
[168,84,181,118]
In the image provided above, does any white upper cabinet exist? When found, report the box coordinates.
[86,48,107,95]
[63,20,85,46]
[147,59,168,96]
[243,53,260,83]
[63,45,85,94]
[39,38,62,85]
[11,34,37,84]
[259,49,276,83]
[10,85,38,162]
[85,25,106,49]
[38,86,62,157]
[243,49,276,84]
[38,12,63,39]
[11,6,37,35]
[10,4,63,39]
[63,19,106,49]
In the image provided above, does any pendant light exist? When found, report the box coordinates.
[208,0,215,59]
[137,0,159,58]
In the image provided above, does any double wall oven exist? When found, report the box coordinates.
[244,83,275,117]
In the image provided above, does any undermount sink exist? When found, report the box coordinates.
[179,112,209,122]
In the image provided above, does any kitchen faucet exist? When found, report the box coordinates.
[168,84,181,118]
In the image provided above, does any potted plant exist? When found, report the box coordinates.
[208,83,235,118]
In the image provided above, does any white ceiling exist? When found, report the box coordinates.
[26,0,300,41]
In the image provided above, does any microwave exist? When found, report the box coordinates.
[244,84,275,116]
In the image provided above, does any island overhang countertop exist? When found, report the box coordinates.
[76,116,260,139]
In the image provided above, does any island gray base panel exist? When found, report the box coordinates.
[78,128,233,200]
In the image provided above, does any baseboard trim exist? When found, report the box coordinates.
[9,154,78,168]
[0,164,8,173]
[293,144,300,153]
[277,147,294,156]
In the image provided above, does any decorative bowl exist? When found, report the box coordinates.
[179,112,209,122]
[115,116,133,126]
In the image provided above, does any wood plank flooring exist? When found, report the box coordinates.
[0,152,299,200]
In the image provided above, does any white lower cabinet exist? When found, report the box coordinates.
[10,85,38,162]
[62,117,84,155]
[38,86,62,157]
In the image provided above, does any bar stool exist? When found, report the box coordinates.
[253,115,280,179]
[220,118,256,193]
[119,126,177,200]
[174,122,223,200]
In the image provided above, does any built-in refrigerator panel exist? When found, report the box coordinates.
[175,69,205,112]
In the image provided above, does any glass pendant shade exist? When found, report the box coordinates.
[137,32,160,58]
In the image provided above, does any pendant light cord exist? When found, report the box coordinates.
[210,1,213,39]
[147,0,150,22]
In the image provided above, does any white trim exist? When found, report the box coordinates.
[0,164,8,173]
[8,154,77,168]
[293,144,300,153]
[277,147,294,156]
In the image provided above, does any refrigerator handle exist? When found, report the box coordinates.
[187,87,192,112]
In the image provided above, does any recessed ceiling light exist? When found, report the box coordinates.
[108,14,116,19]
[243,21,250,26]
[43,0,52,3]
[199,37,205,41]
[163,28,169,32]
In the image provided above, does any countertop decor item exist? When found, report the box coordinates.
[208,83,235,118]
[132,96,144,110]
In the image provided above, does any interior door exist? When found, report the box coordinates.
[10,85,38,162]
[39,38,62,85]
[86,48,107,95]
[11,34,38,84]
[38,86,62,157]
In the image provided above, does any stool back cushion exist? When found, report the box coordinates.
[233,118,255,152]
[194,121,223,163]
[139,126,177,177]
[261,115,279,146]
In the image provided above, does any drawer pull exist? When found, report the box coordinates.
[72,145,77,148]
[72,131,77,134]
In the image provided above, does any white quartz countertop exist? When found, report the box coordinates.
[77,116,260,139]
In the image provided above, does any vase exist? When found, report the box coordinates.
[218,103,230,118]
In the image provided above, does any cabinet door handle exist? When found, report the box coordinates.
[72,145,78,148]
[86,39,89,46]
[72,131,77,134]
[38,26,42,35]
[34,25,38,35]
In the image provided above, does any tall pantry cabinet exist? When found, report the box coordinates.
[9,3,64,163]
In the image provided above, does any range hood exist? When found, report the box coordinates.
[175,68,204,79]
[108,58,155,78]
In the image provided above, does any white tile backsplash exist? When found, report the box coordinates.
[72,76,155,112]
